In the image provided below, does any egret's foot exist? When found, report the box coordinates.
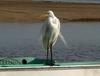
[44,60,55,66]
[45,60,49,65]
[50,61,55,66]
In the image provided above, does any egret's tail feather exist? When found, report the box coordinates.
[59,33,68,47]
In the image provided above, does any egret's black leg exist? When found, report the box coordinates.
[45,40,49,65]
[50,44,53,62]
[50,43,54,66]
[45,46,49,65]
[46,46,49,62]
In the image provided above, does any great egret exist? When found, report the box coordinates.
[41,10,60,65]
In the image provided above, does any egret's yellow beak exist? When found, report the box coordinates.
[38,13,48,19]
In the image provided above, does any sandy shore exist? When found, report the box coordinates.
[0,1,100,22]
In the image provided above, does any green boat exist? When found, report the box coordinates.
[0,57,100,76]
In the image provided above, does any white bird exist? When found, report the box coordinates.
[40,10,60,65]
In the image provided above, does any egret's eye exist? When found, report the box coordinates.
[47,12,49,14]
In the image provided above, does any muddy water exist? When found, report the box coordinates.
[0,22,100,62]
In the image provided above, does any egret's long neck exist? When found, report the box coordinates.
[48,14,58,28]
[49,13,55,18]
[51,14,55,18]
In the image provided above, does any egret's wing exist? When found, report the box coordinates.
[59,32,68,47]
[57,18,68,47]
[38,20,47,49]
[39,19,50,50]
[40,20,47,39]
[57,18,60,31]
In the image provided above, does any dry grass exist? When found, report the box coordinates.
[0,1,100,22]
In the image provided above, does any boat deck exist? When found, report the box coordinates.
[0,57,100,76]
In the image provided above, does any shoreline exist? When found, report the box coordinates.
[0,1,100,23]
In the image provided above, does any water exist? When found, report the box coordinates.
[0,22,100,62]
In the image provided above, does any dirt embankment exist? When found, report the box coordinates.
[0,1,100,22]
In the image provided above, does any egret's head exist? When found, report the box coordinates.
[38,10,55,19]
[48,10,55,17]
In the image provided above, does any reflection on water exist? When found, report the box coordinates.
[0,22,100,62]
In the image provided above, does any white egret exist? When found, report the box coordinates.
[40,10,67,65]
